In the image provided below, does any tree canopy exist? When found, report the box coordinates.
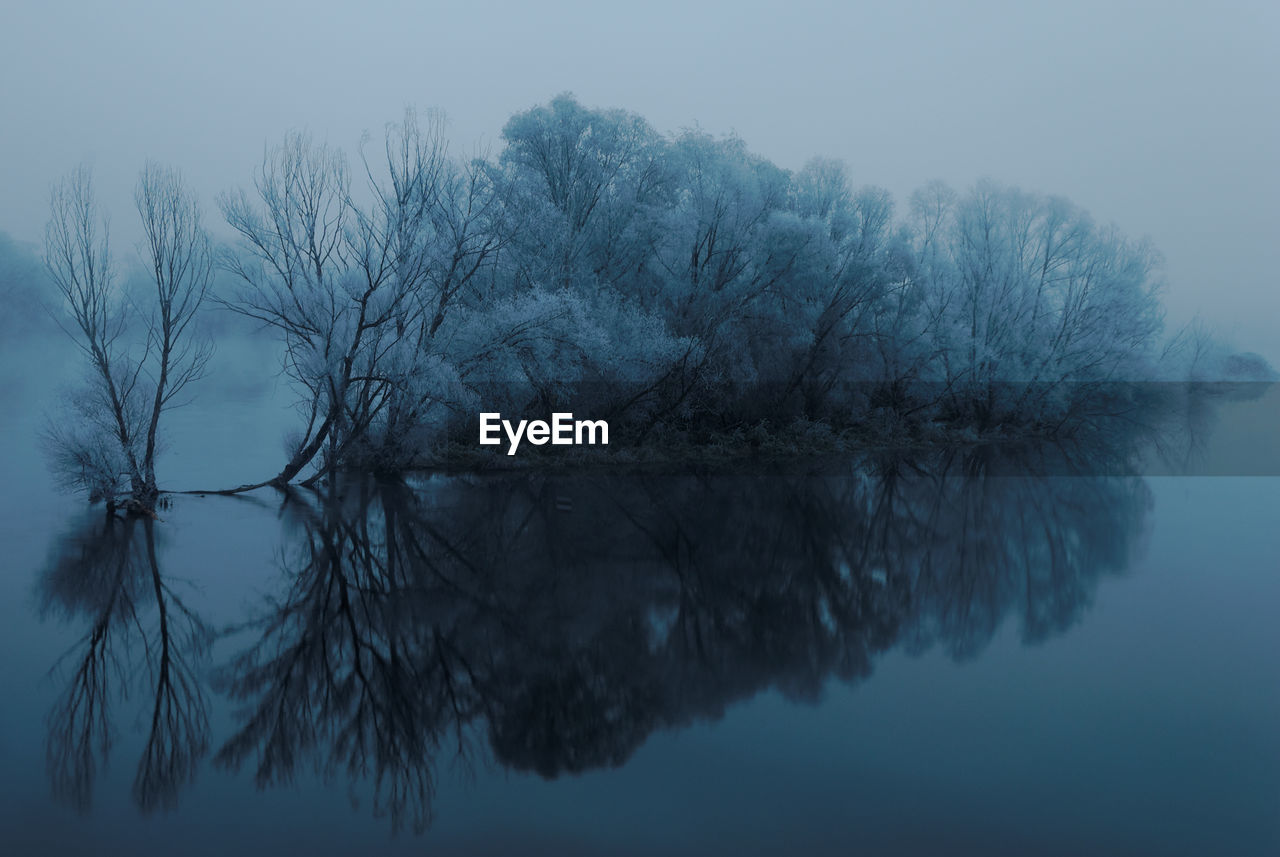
[43,93,1253,501]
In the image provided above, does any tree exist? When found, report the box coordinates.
[356,120,509,469]
[903,180,1164,427]
[497,93,671,292]
[220,119,445,485]
[44,165,212,511]
[45,166,147,506]
[783,160,903,415]
[135,163,214,497]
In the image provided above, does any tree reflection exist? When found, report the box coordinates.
[39,512,212,813]
[213,486,477,834]
[209,446,1151,832]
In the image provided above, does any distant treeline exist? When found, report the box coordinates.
[0,231,48,332]
[27,94,1275,501]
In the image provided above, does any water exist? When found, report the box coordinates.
[0,338,1277,856]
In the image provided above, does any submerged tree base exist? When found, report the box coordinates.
[106,494,166,520]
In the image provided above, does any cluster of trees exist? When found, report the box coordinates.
[44,93,1262,508]
[228,97,1171,474]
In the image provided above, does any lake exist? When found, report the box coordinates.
[0,339,1277,856]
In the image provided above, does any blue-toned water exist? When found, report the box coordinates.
[0,339,1276,856]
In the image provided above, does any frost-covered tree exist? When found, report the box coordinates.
[194,98,1193,478]
[496,93,671,293]
[782,160,906,416]
[220,114,456,483]
[902,180,1164,426]
[43,165,211,510]
[135,163,214,497]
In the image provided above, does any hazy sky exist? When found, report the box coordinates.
[3,0,1276,357]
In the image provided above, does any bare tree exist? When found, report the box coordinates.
[219,113,452,487]
[45,166,147,505]
[135,163,213,498]
[44,164,212,512]
[219,132,355,488]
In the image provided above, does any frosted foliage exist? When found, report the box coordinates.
[192,96,1257,479]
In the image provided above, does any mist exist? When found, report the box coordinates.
[3,0,1276,361]
[3,4,1280,853]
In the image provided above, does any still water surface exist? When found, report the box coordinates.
[0,343,1276,856]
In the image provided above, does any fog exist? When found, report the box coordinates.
[2,0,1277,360]
[3,6,1280,849]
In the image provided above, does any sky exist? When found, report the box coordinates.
[2,0,1277,358]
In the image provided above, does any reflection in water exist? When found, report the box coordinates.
[39,514,212,814]
[38,449,1152,833]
